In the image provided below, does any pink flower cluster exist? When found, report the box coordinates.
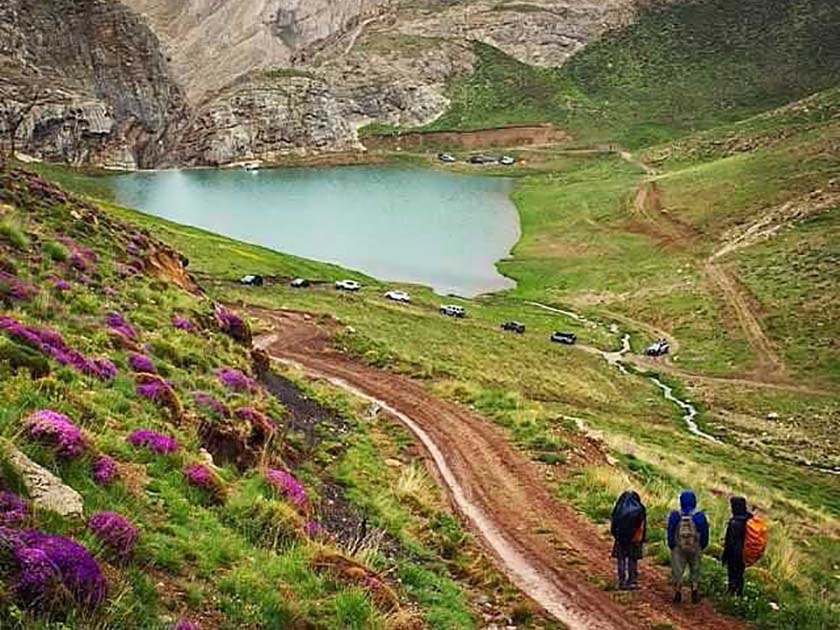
[265,469,307,507]
[127,429,179,454]
[0,316,117,380]
[235,406,276,435]
[128,352,156,374]
[58,236,98,273]
[0,490,29,526]
[192,391,230,417]
[92,455,118,485]
[304,520,321,538]
[2,528,107,609]
[135,373,175,402]
[105,311,138,341]
[88,511,138,558]
[172,315,196,332]
[216,367,256,392]
[47,275,72,292]
[214,306,250,343]
[24,410,85,458]
[173,620,201,630]
[0,270,39,301]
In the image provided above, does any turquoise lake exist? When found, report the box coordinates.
[110,166,519,297]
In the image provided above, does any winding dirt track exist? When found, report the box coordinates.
[253,309,746,630]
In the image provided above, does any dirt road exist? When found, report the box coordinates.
[253,309,746,630]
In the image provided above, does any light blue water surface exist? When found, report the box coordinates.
[110,166,519,296]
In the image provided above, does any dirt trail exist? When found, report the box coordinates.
[252,309,746,630]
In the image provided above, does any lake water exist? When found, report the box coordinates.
[110,166,519,297]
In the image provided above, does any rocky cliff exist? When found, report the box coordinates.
[1,0,650,167]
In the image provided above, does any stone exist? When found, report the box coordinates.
[2,441,84,518]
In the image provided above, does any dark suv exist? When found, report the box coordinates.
[501,321,526,334]
[550,331,577,345]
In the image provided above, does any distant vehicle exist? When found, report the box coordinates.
[468,154,498,165]
[645,338,670,356]
[440,304,466,318]
[437,153,457,163]
[550,331,577,345]
[336,279,362,292]
[384,290,411,303]
[501,321,526,334]
[499,156,516,166]
[242,162,261,172]
[239,274,264,286]
[290,278,310,288]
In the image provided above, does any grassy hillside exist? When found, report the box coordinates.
[426,0,840,147]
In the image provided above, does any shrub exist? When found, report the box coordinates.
[135,373,181,417]
[0,221,29,249]
[88,511,138,558]
[91,455,118,485]
[0,271,39,302]
[24,409,85,458]
[172,316,196,332]
[265,469,307,507]
[192,391,230,417]
[183,463,225,500]
[216,367,256,392]
[42,241,69,262]
[47,275,71,292]
[0,490,29,526]
[105,311,138,341]
[128,352,156,374]
[127,429,179,454]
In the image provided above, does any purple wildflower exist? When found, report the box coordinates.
[128,352,156,374]
[172,315,196,332]
[69,252,88,271]
[105,311,138,341]
[173,620,201,630]
[0,271,38,301]
[85,357,118,380]
[183,463,214,488]
[234,406,276,435]
[127,429,179,454]
[135,374,174,402]
[47,275,72,292]
[88,512,138,558]
[192,391,230,417]
[304,520,322,537]
[91,455,118,485]
[214,306,250,343]
[11,529,107,608]
[265,469,307,507]
[0,491,29,526]
[216,367,256,392]
[102,286,117,297]
[24,410,85,458]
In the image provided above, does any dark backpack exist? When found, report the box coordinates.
[613,494,645,543]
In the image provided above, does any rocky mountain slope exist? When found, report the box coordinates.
[0,0,648,167]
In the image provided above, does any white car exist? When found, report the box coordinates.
[384,290,411,303]
[335,279,362,292]
[440,304,466,318]
[499,155,516,166]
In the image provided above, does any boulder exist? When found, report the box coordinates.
[2,440,84,518]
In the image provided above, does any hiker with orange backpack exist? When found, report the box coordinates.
[667,490,709,604]
[610,490,647,590]
[721,496,768,595]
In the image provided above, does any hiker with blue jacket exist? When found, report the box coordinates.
[667,489,709,604]
[610,490,647,590]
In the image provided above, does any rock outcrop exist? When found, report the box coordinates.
[2,442,84,518]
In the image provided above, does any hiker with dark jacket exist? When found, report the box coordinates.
[667,489,709,604]
[721,496,752,596]
[610,490,647,590]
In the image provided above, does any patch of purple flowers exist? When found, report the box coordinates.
[127,429,178,454]
[192,391,230,417]
[304,520,322,538]
[0,316,117,380]
[172,315,196,332]
[24,410,85,458]
[92,455,118,485]
[173,620,201,630]
[135,374,174,402]
[88,511,138,558]
[235,406,276,434]
[105,311,138,341]
[128,352,156,374]
[47,275,72,292]
[0,271,38,301]
[3,528,107,609]
[0,491,29,526]
[216,367,256,392]
[265,469,308,507]
[214,306,250,343]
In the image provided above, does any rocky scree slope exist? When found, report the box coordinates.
[2,0,652,167]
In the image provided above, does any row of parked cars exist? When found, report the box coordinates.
[250,275,667,354]
[438,153,516,166]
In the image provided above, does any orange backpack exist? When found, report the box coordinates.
[742,514,768,567]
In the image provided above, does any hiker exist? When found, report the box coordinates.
[610,490,647,590]
[667,489,709,604]
[721,496,752,596]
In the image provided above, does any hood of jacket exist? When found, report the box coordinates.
[730,496,748,516]
[679,490,697,514]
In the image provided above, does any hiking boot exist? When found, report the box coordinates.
[673,591,682,604]
[627,582,640,591]
[691,590,701,604]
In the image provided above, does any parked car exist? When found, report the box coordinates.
[550,331,577,345]
[437,153,457,163]
[499,155,516,166]
[239,274,264,286]
[336,279,362,292]
[468,154,498,165]
[645,338,670,356]
[384,290,411,303]
[501,321,526,334]
[440,304,466,318]
[290,278,310,288]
